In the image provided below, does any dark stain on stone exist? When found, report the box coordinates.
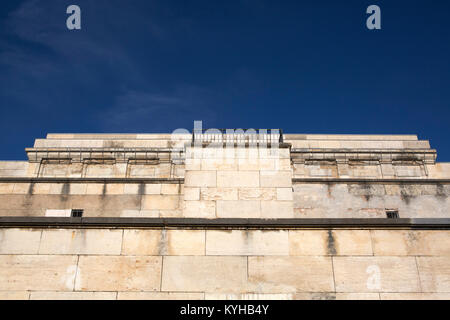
[312,293,336,300]
[101,183,107,198]
[326,183,335,198]
[27,183,35,195]
[61,183,70,202]
[400,185,413,205]
[360,182,372,201]
[158,230,168,255]
[436,183,447,201]
[327,230,337,255]
[138,183,145,196]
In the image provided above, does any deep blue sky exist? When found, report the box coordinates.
[1,0,449,161]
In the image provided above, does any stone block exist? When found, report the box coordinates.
[205,293,292,300]
[260,201,293,218]
[183,200,216,218]
[105,183,124,195]
[45,209,71,217]
[0,291,30,300]
[86,183,105,195]
[333,257,420,292]
[141,195,180,210]
[260,171,292,187]
[238,159,275,171]
[289,230,328,256]
[0,255,78,291]
[161,184,181,194]
[216,200,260,218]
[123,184,140,194]
[417,257,450,292]
[120,209,159,217]
[122,229,161,255]
[185,171,217,187]
[39,229,123,255]
[0,228,42,254]
[217,171,259,188]
[0,183,14,194]
[30,291,116,300]
[184,187,200,200]
[12,183,31,194]
[276,188,293,201]
[75,256,162,291]
[161,256,247,293]
[371,230,450,256]
[238,188,276,200]
[165,230,205,255]
[201,159,238,171]
[144,184,162,194]
[118,292,204,300]
[69,183,87,195]
[380,293,450,300]
[332,230,373,255]
[206,230,288,255]
[201,187,238,200]
[248,256,334,293]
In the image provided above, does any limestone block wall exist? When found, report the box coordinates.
[293,182,450,218]
[0,227,449,300]
[0,182,183,217]
[183,146,294,218]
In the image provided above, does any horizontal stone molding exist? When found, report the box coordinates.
[1,217,449,229]
[0,177,184,184]
[292,178,450,184]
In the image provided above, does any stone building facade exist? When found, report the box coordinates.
[0,132,449,300]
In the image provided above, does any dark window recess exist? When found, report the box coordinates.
[386,210,399,219]
[71,209,84,218]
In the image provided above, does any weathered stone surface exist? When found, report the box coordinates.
[276,188,293,201]
[0,228,42,254]
[184,187,200,200]
[289,230,328,256]
[122,229,161,255]
[141,195,180,210]
[248,256,334,293]
[118,292,204,300]
[333,257,420,292]
[75,256,162,291]
[206,230,288,256]
[332,230,373,255]
[417,257,450,292]
[161,184,181,194]
[205,293,293,300]
[217,171,259,187]
[161,256,247,293]
[260,201,293,218]
[0,291,30,300]
[260,171,292,187]
[39,229,123,255]
[30,291,116,300]
[371,230,450,256]
[201,187,238,200]
[380,293,450,300]
[201,159,238,171]
[185,171,216,187]
[238,188,276,200]
[0,255,78,291]
[165,230,205,255]
[184,200,216,218]
[122,229,204,256]
[216,200,260,218]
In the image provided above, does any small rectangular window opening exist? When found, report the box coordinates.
[386,210,399,219]
[71,209,84,218]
